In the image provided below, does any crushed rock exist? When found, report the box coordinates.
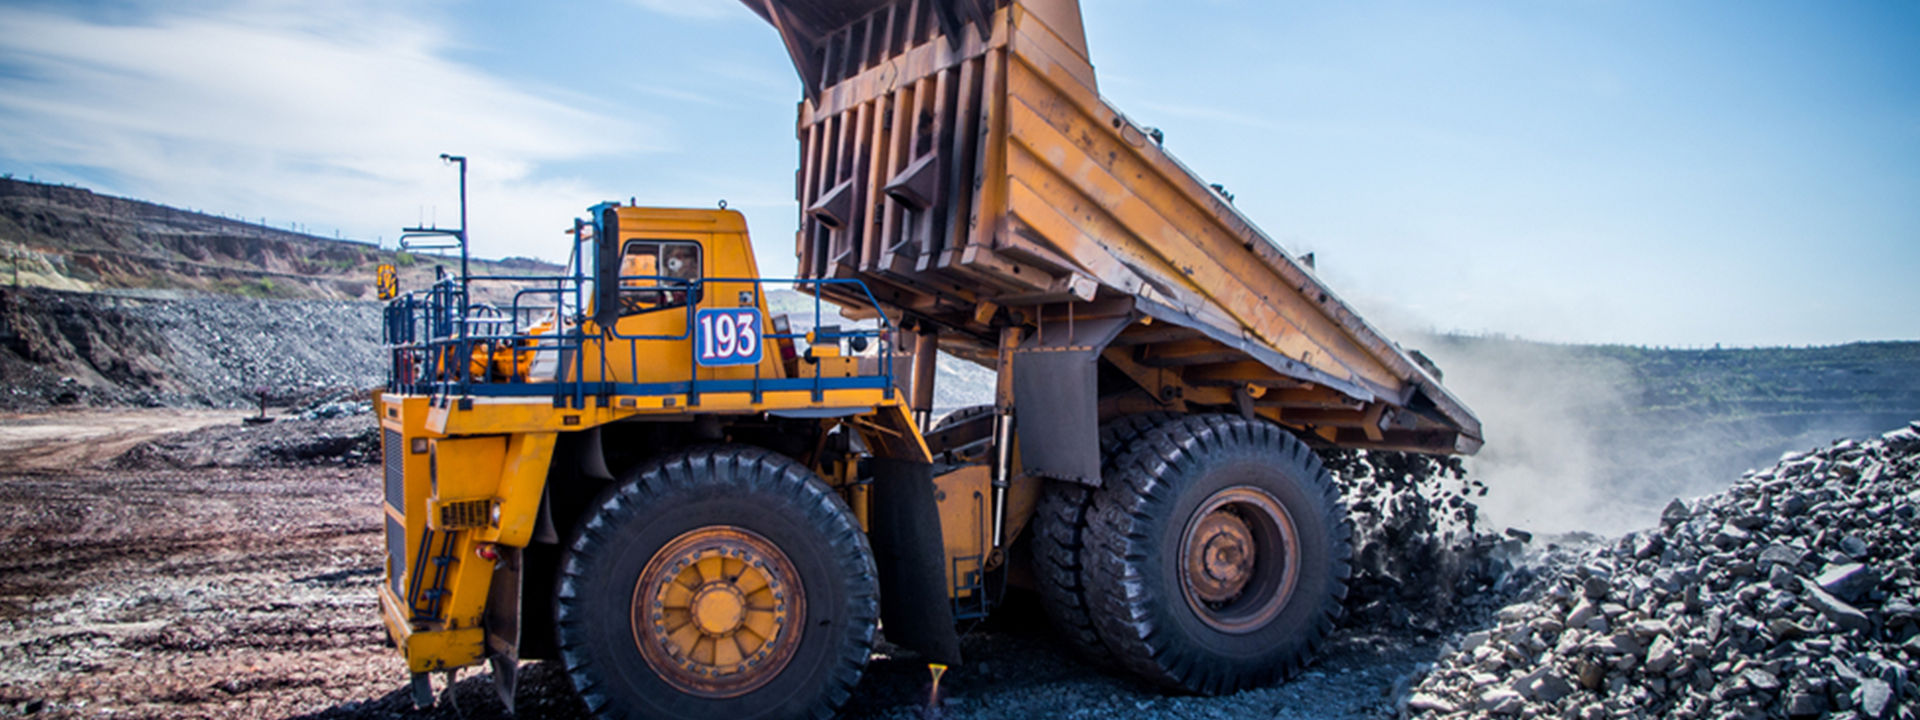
[0,287,381,412]
[1403,421,1920,720]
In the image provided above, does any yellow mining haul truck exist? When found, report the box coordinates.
[376,1,1481,718]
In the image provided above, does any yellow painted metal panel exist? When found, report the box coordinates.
[379,585,484,673]
[483,432,558,548]
[431,436,506,502]
[408,627,487,673]
[430,388,899,436]
[1002,60,1398,390]
[932,464,990,598]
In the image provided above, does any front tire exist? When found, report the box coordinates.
[1083,414,1351,694]
[556,446,877,719]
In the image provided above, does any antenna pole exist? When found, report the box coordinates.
[438,154,471,361]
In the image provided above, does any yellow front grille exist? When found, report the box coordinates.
[433,498,493,530]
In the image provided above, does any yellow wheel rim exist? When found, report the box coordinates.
[632,526,804,698]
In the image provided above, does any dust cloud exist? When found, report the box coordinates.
[1410,336,1652,537]
[1406,333,1909,538]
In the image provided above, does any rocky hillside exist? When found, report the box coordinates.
[0,178,560,411]
[0,177,554,301]
[0,287,381,410]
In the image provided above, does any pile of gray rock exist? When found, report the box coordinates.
[0,287,382,410]
[296,397,372,420]
[1404,422,1920,720]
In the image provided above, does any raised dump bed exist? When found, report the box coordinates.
[746,0,1480,459]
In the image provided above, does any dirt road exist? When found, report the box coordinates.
[0,411,1446,719]
[0,409,251,473]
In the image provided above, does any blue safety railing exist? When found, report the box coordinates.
[382,270,896,409]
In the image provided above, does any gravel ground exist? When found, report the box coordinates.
[0,408,250,473]
[0,463,396,719]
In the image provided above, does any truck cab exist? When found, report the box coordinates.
[581,205,782,388]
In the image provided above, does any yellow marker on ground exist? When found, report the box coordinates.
[927,663,948,706]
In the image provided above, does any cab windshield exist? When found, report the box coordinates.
[618,240,701,315]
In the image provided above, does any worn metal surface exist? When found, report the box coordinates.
[1008,308,1131,484]
[743,0,1481,454]
[1180,487,1300,634]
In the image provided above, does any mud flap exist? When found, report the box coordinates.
[866,458,963,665]
[410,673,433,709]
[484,546,522,710]
[1012,308,1133,486]
[1011,350,1101,484]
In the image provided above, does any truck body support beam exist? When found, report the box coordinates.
[911,327,940,432]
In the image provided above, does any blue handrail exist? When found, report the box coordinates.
[381,271,895,408]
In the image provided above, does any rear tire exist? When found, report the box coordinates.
[555,445,876,720]
[1083,414,1351,694]
[1030,412,1176,667]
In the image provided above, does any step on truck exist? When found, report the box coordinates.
[374,1,1481,717]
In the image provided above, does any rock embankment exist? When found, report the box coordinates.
[0,287,382,410]
[1405,422,1920,720]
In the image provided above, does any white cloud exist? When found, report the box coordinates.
[0,1,657,261]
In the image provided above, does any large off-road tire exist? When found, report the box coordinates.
[1030,412,1177,667]
[1083,414,1351,694]
[555,445,877,720]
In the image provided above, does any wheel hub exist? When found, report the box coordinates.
[691,584,748,635]
[1190,511,1255,602]
[633,526,804,698]
[1178,486,1301,634]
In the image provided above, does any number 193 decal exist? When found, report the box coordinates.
[695,308,763,367]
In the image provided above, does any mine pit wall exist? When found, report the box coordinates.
[0,286,383,411]
[0,178,387,300]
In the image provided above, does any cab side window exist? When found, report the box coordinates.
[618,240,701,315]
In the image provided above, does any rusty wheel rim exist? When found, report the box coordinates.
[632,526,803,698]
[1179,486,1300,634]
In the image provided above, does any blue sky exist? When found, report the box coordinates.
[0,0,1914,347]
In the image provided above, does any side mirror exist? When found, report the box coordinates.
[592,206,621,329]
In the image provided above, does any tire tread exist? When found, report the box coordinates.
[1030,412,1177,668]
[1082,414,1352,694]
[554,445,876,719]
